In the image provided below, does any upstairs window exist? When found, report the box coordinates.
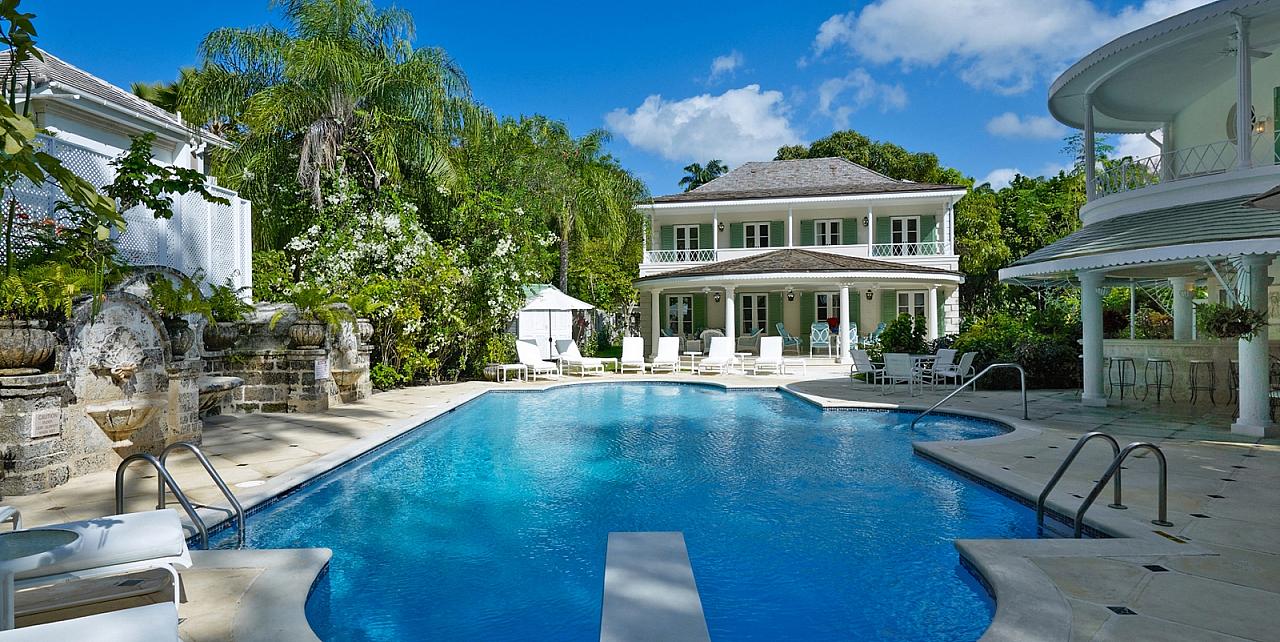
[815,220,841,246]
[745,222,770,248]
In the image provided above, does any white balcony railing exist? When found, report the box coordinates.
[13,134,253,293]
[1093,133,1270,199]
[870,241,948,257]
[645,249,718,263]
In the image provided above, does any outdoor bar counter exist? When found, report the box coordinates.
[1101,339,1280,404]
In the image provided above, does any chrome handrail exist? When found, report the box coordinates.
[116,453,208,548]
[910,362,1027,429]
[161,441,246,549]
[1072,442,1173,538]
[1036,431,1124,530]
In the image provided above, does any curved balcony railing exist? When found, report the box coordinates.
[1093,133,1271,199]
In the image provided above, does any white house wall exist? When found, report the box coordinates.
[1172,50,1280,160]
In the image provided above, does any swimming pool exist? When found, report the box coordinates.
[217,383,1037,640]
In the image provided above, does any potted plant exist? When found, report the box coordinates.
[346,291,386,344]
[204,279,253,352]
[270,283,349,349]
[0,264,85,375]
[1196,302,1269,339]
[148,275,211,358]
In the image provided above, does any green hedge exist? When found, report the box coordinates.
[952,312,1080,389]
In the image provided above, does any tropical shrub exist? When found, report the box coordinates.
[147,274,211,321]
[879,313,927,354]
[952,312,1080,389]
[207,280,253,322]
[1197,303,1268,339]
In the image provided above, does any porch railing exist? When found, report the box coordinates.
[645,249,718,263]
[870,241,948,257]
[1093,133,1271,199]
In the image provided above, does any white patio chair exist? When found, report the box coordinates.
[0,602,179,641]
[516,340,560,380]
[750,337,784,374]
[933,351,978,389]
[694,337,735,374]
[923,349,957,389]
[809,322,833,358]
[881,353,920,396]
[650,337,680,373]
[0,506,19,530]
[14,510,192,607]
[619,337,647,374]
[556,339,610,376]
[849,349,883,385]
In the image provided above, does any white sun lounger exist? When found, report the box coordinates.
[516,340,560,380]
[694,337,735,374]
[12,510,192,606]
[619,337,648,374]
[750,337,784,374]
[650,337,680,373]
[0,602,178,641]
[556,340,613,376]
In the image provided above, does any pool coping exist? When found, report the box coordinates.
[191,378,1218,642]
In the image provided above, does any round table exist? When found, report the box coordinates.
[0,528,81,629]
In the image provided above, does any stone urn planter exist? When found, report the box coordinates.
[356,318,374,343]
[163,318,195,358]
[0,318,57,375]
[289,318,327,349]
[203,321,240,352]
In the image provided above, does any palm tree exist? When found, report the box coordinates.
[131,68,196,115]
[179,0,471,208]
[678,159,728,191]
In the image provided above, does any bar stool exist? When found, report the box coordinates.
[1108,356,1136,399]
[1229,360,1240,404]
[1143,358,1175,403]
[1188,359,1216,405]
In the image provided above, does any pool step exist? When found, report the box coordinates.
[600,531,711,642]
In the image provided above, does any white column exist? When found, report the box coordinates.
[1236,13,1254,170]
[786,207,794,247]
[1160,122,1174,181]
[1084,93,1096,201]
[1129,280,1136,340]
[839,285,851,364]
[866,206,874,255]
[1170,276,1193,341]
[723,286,736,346]
[650,288,662,357]
[1079,270,1107,407]
[926,287,939,341]
[1233,255,1275,436]
[711,209,719,252]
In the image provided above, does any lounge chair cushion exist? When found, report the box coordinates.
[0,602,178,641]
[20,511,187,580]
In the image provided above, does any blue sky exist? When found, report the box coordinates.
[32,0,1209,195]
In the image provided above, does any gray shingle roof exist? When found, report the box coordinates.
[1010,197,1280,267]
[637,248,958,281]
[651,158,962,204]
[0,48,224,144]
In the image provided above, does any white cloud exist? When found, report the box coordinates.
[809,0,1212,94]
[986,112,1068,140]
[605,85,802,166]
[817,69,908,128]
[709,51,744,81]
[981,167,1022,189]
[1114,131,1162,159]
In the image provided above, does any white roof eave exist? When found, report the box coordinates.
[642,189,968,212]
[998,237,1280,281]
[637,270,964,289]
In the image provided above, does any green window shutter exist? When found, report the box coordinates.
[800,292,815,331]
[767,293,782,334]
[698,223,713,250]
[875,217,891,245]
[660,225,674,250]
[769,221,784,247]
[880,290,897,323]
[692,294,707,332]
[849,296,861,331]
[730,222,744,248]
[921,215,938,243]
[799,219,815,246]
[842,218,858,245]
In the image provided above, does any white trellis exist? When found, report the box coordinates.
[11,134,253,295]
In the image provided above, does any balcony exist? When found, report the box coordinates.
[640,242,954,276]
[1093,134,1270,199]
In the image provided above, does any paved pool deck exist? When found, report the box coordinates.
[5,368,1280,641]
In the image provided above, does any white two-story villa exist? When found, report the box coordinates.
[1000,0,1280,436]
[637,158,967,361]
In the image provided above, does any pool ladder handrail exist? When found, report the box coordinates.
[114,442,245,549]
[160,441,246,550]
[910,363,1028,430]
[115,453,209,549]
[1036,431,1125,530]
[1070,441,1173,538]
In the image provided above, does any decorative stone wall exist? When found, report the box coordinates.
[0,374,73,495]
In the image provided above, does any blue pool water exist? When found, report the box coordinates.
[216,384,1037,641]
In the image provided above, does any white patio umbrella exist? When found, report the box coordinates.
[521,285,594,359]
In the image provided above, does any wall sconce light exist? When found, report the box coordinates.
[786,288,795,302]
[1255,116,1269,135]
[717,221,725,232]
[865,289,874,301]
[862,216,869,227]
[713,291,722,303]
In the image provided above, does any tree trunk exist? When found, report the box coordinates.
[558,232,570,292]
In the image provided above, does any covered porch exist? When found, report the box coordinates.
[636,249,962,362]
[1000,197,1280,437]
